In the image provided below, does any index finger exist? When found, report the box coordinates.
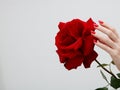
[94,24,118,42]
[98,20,119,38]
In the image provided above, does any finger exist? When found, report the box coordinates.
[98,20,119,38]
[91,31,116,49]
[94,40,113,54]
[94,24,118,42]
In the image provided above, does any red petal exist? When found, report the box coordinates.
[66,19,86,39]
[56,49,82,63]
[58,22,65,30]
[82,18,95,37]
[64,54,83,70]
[83,50,98,68]
[86,18,95,31]
[83,35,94,56]
[65,38,82,50]
[55,31,76,49]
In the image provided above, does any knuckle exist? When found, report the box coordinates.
[104,39,108,42]
[102,36,108,42]
[111,27,117,33]
[111,27,116,31]
[107,31,113,36]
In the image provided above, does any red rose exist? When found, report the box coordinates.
[55,18,98,70]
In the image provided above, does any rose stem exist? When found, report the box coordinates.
[95,59,117,79]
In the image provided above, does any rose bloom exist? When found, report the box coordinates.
[55,18,98,70]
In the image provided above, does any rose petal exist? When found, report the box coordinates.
[56,49,82,63]
[86,18,95,31]
[83,50,98,68]
[68,19,86,39]
[55,31,76,49]
[65,38,82,50]
[82,18,95,37]
[56,50,68,63]
[64,54,83,70]
[58,22,65,30]
[83,35,94,56]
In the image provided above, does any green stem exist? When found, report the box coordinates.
[95,59,117,79]
[109,63,112,73]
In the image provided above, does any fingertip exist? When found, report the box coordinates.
[98,20,104,24]
[91,31,96,34]
[93,39,97,44]
[93,23,99,28]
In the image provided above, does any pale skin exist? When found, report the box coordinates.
[91,20,120,71]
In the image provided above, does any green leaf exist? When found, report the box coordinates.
[100,70,109,84]
[95,87,108,90]
[117,73,120,78]
[97,64,108,68]
[110,73,120,89]
[111,61,115,65]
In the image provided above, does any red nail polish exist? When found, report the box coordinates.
[91,31,95,34]
[94,23,98,27]
[93,39,97,43]
[98,20,104,24]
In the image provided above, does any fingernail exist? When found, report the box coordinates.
[94,23,98,27]
[98,20,104,24]
[91,31,95,34]
[93,39,97,43]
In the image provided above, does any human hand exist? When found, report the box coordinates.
[91,20,120,71]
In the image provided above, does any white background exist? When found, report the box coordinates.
[0,0,120,90]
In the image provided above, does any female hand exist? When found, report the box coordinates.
[91,20,120,71]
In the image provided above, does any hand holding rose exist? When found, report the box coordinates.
[91,20,120,71]
[55,18,120,89]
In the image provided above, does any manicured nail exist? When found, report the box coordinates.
[98,20,104,24]
[91,31,95,34]
[94,23,98,27]
[93,39,97,43]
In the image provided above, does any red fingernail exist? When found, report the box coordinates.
[91,31,95,34]
[98,20,104,24]
[93,39,97,43]
[94,23,98,27]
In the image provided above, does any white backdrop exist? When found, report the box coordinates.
[0,0,120,90]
